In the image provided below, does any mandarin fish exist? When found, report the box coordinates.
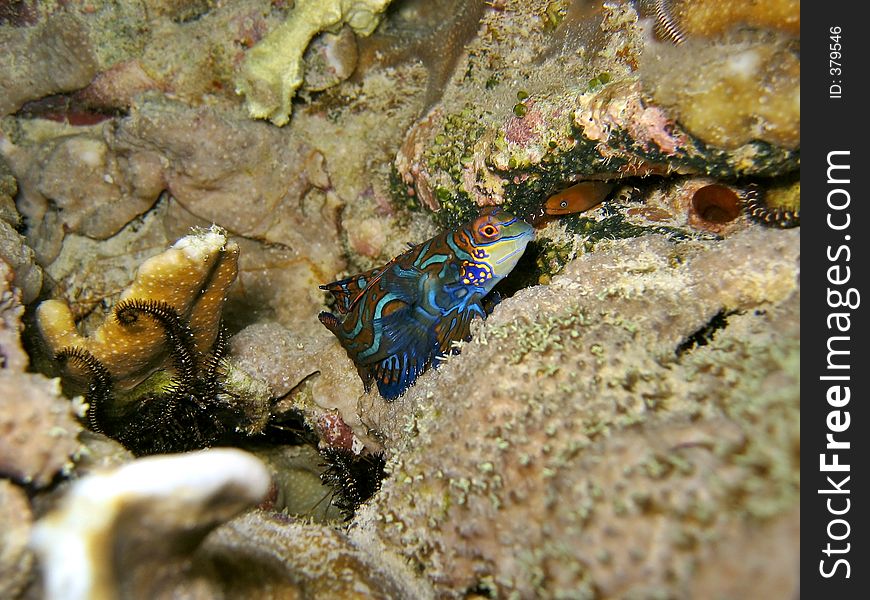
[319,207,534,400]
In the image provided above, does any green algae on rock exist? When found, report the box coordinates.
[395,76,799,230]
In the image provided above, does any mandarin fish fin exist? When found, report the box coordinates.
[319,267,384,314]
[318,311,341,334]
[434,300,487,358]
[364,306,439,400]
[383,267,425,304]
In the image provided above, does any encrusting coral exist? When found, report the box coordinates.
[0,158,42,304]
[355,227,800,597]
[0,13,99,117]
[0,0,801,596]
[29,449,418,599]
[235,0,394,126]
[0,480,33,600]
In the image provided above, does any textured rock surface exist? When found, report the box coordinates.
[230,322,379,451]
[30,449,271,600]
[235,0,393,125]
[36,226,239,389]
[0,0,799,597]
[0,160,43,304]
[0,261,82,488]
[0,13,99,116]
[354,227,800,597]
[30,449,417,599]
[0,480,34,600]
[199,510,422,598]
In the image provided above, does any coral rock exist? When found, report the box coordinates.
[199,510,422,598]
[1,260,82,488]
[356,228,800,597]
[36,226,239,390]
[0,159,43,303]
[235,0,394,125]
[641,33,800,150]
[3,128,166,265]
[0,13,99,116]
[302,26,359,92]
[0,480,34,600]
[30,448,418,599]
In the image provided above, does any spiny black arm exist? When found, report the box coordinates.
[319,448,387,520]
[55,346,112,434]
[201,323,228,392]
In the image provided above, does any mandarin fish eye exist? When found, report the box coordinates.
[480,224,499,237]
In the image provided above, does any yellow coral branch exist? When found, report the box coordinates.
[235,0,393,126]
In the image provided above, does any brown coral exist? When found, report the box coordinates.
[36,226,238,390]
[0,480,34,599]
[0,13,99,116]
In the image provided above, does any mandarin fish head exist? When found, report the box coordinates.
[457,207,534,293]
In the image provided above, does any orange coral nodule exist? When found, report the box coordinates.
[691,184,741,225]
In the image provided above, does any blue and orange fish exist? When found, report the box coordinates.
[319,207,534,400]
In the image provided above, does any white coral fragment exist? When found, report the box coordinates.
[30,449,270,600]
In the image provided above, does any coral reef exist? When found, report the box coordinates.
[395,76,798,229]
[30,448,420,599]
[302,26,360,92]
[254,444,345,521]
[0,159,42,303]
[0,480,33,600]
[199,510,420,599]
[356,227,800,597]
[235,0,394,125]
[641,33,800,150]
[0,13,98,116]
[3,100,349,335]
[229,322,380,452]
[638,0,800,40]
[37,226,238,390]
[0,0,799,597]
[35,227,272,456]
[355,0,488,112]
[3,126,165,265]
